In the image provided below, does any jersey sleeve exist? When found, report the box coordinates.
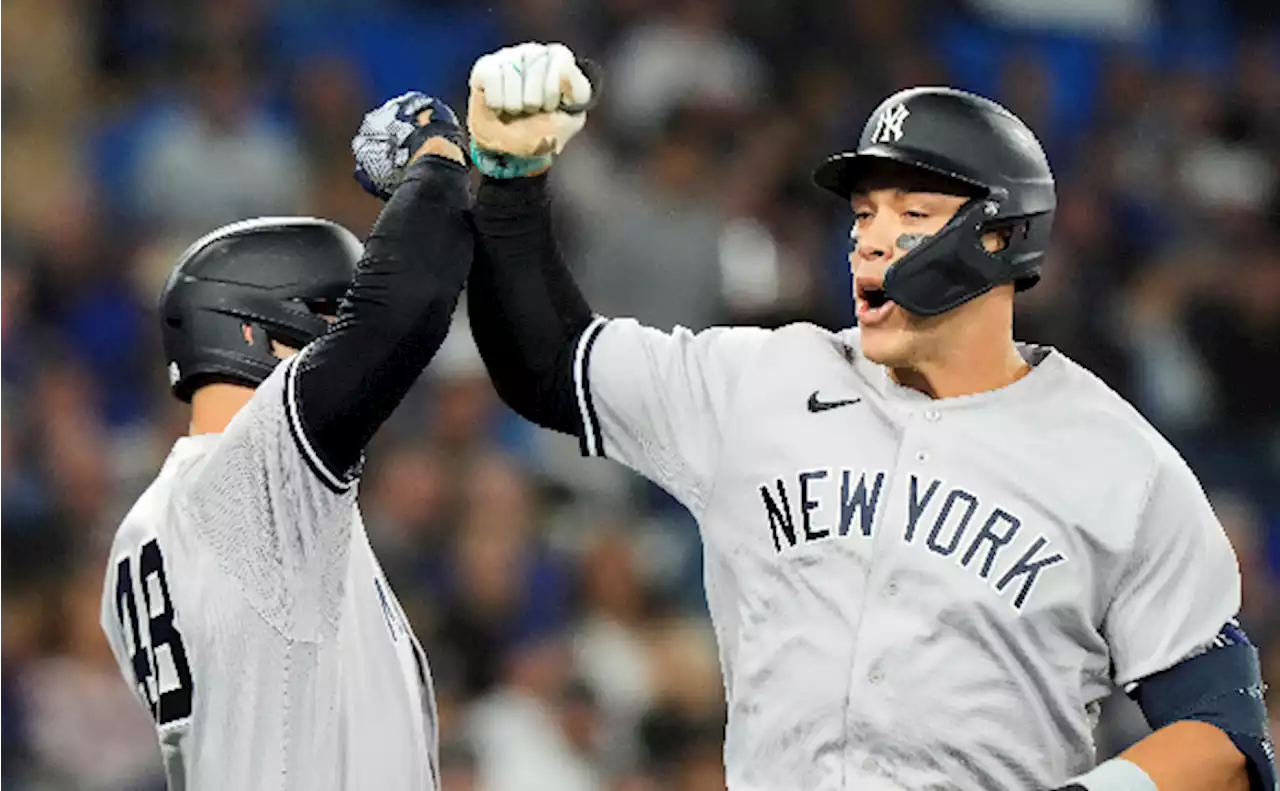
[573,316,770,512]
[1103,450,1242,688]
[179,347,356,641]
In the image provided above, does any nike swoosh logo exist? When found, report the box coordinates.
[807,391,861,413]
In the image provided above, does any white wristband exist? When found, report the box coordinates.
[1069,759,1159,791]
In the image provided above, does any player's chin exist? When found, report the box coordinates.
[857,315,915,366]
[858,328,914,367]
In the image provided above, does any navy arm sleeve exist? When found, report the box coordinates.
[1130,624,1276,791]
[293,155,473,479]
[466,174,593,435]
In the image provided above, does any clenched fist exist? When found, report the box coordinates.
[468,42,595,178]
[351,92,465,200]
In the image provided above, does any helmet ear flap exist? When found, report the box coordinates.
[992,210,1054,277]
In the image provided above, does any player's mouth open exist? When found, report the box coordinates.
[856,282,895,325]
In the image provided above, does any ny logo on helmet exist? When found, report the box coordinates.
[871,103,910,143]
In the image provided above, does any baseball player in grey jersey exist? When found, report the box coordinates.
[101,93,473,790]
[454,43,1277,791]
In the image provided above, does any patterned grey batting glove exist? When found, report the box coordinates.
[351,92,465,200]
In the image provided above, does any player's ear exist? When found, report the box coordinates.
[981,228,1013,254]
[242,323,254,345]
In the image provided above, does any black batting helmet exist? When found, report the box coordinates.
[159,217,361,402]
[813,87,1056,316]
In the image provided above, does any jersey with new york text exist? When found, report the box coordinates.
[100,350,437,791]
[570,317,1241,791]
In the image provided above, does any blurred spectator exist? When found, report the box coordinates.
[21,561,161,791]
[438,740,481,791]
[1213,492,1280,633]
[3,582,50,790]
[999,50,1060,158]
[28,361,121,541]
[966,0,1155,38]
[1015,179,1138,404]
[1265,641,1280,739]
[665,725,728,791]
[1177,104,1277,228]
[1118,252,1215,434]
[20,185,152,428]
[2,242,30,345]
[574,529,658,768]
[429,453,573,698]
[606,0,765,145]
[1184,239,1280,434]
[572,108,729,331]
[134,47,308,236]
[362,441,452,595]
[500,0,596,53]
[1235,38,1280,139]
[466,630,605,791]
[2,396,51,536]
[422,315,509,456]
[1,0,93,232]
[637,619,725,772]
[290,55,384,234]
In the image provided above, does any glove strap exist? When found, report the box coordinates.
[406,119,465,162]
[470,139,552,179]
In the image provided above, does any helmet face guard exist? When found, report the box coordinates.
[814,87,1056,318]
[881,197,1005,316]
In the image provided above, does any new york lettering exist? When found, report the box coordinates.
[758,470,1066,610]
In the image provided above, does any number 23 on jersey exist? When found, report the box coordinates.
[114,539,195,726]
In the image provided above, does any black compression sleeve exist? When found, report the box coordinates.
[293,155,473,478]
[467,174,594,436]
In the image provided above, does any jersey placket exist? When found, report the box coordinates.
[842,402,939,780]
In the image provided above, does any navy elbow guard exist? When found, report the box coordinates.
[1131,622,1277,791]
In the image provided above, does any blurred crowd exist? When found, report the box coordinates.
[2,0,1278,789]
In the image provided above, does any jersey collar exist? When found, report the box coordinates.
[843,334,1062,411]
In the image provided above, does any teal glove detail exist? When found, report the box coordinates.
[469,139,552,180]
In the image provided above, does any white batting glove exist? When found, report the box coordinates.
[467,42,595,178]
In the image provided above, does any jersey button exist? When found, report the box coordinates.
[886,580,899,597]
[925,409,941,422]
[868,668,884,685]
[915,450,929,463]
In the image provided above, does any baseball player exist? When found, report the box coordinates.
[100,92,472,790]
[458,43,1277,791]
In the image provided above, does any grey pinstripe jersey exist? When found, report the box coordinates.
[101,350,438,791]
[571,317,1240,791]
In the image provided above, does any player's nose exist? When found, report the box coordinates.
[851,217,894,263]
